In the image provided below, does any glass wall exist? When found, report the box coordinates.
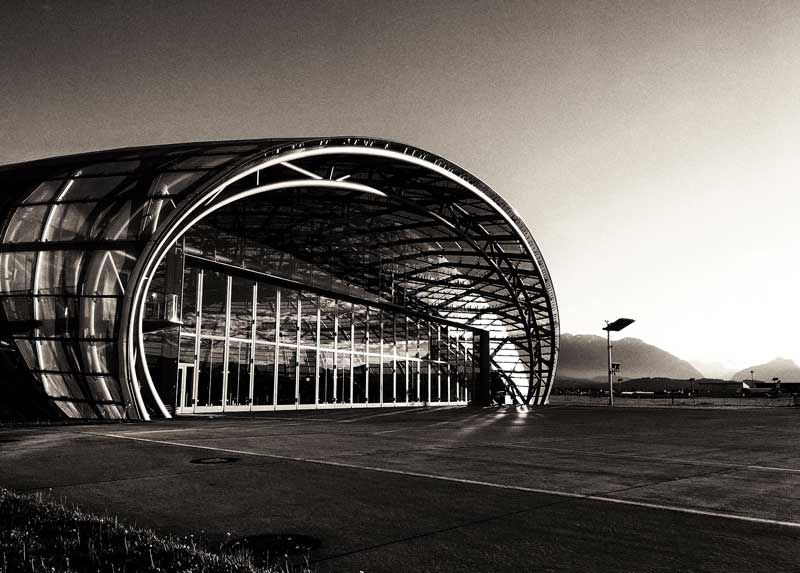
[175,266,475,412]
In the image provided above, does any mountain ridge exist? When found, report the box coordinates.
[557,333,703,381]
[731,357,800,383]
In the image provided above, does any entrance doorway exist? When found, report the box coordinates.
[176,363,195,414]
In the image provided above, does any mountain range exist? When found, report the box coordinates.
[557,334,702,381]
[556,333,800,383]
[731,357,800,383]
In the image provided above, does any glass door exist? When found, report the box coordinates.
[176,363,195,413]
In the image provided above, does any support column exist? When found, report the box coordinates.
[473,331,491,406]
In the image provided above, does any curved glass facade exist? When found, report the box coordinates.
[0,138,559,419]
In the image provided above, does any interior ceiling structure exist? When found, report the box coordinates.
[0,137,559,419]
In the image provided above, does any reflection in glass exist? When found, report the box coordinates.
[319,350,335,404]
[253,344,275,406]
[420,361,430,402]
[46,203,98,242]
[277,346,296,405]
[382,354,394,403]
[336,352,351,403]
[396,358,407,403]
[395,316,406,357]
[3,205,47,243]
[227,340,251,406]
[319,297,335,348]
[197,339,224,407]
[181,267,199,330]
[336,300,351,350]
[408,359,419,402]
[298,349,316,404]
[300,293,318,346]
[353,304,367,353]
[278,289,298,344]
[255,284,277,342]
[368,359,381,403]
[229,278,253,339]
[201,272,227,337]
[353,353,367,403]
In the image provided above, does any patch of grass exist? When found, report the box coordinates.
[0,487,312,572]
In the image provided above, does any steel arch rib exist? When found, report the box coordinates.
[117,141,558,418]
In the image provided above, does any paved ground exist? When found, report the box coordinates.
[1,405,799,571]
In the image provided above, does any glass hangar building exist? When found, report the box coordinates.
[0,138,559,420]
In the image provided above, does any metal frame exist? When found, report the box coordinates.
[0,137,558,419]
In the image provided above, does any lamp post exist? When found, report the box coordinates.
[603,318,635,406]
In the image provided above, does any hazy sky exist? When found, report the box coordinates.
[1,0,798,370]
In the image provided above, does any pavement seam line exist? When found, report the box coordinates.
[84,430,800,530]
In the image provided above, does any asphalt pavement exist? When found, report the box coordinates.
[1,405,799,571]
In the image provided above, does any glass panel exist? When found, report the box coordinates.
[0,252,35,295]
[37,250,84,294]
[229,278,253,339]
[170,155,238,170]
[227,340,251,407]
[431,363,441,402]
[91,199,145,241]
[368,359,381,403]
[276,346,296,405]
[420,361,430,402]
[336,300,351,350]
[395,316,407,357]
[181,365,194,409]
[318,350,335,404]
[298,349,316,405]
[200,272,227,337]
[2,296,33,322]
[278,289,298,345]
[408,319,419,358]
[197,339,224,407]
[78,161,140,176]
[431,325,440,360]
[353,353,367,403]
[319,297,336,348]
[255,283,277,342]
[4,206,47,242]
[15,339,37,370]
[408,359,419,402]
[381,354,394,403]
[381,311,394,349]
[36,296,79,337]
[353,304,367,353]
[253,343,275,406]
[82,297,118,339]
[148,171,206,197]
[22,180,63,204]
[40,372,83,399]
[396,358,407,403]
[419,320,430,359]
[336,352,351,404]
[38,339,71,372]
[178,337,195,363]
[181,267,199,330]
[449,362,458,402]
[368,309,382,354]
[62,176,126,201]
[45,202,97,242]
[300,293,318,346]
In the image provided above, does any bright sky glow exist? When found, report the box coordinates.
[1,1,797,369]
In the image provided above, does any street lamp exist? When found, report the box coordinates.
[603,318,635,406]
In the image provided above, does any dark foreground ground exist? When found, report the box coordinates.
[1,406,799,572]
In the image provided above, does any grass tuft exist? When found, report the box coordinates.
[0,487,312,572]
